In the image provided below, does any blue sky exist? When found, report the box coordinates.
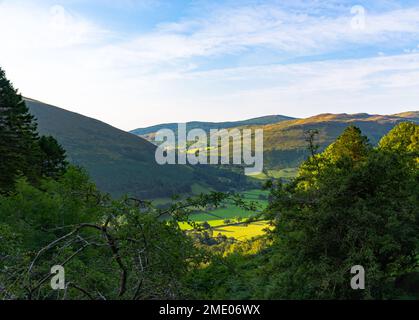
[0,0,419,130]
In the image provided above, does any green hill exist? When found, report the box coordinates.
[26,99,251,198]
[133,111,418,175]
[131,115,295,142]
[27,98,417,192]
[260,112,419,170]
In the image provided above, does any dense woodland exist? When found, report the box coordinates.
[1,67,418,299]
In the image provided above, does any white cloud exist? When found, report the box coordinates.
[0,2,107,50]
[115,4,419,66]
[159,53,419,120]
[0,1,418,130]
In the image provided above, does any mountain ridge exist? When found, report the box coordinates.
[26,98,251,198]
[131,110,418,174]
[131,114,295,136]
[26,97,417,189]
[259,111,418,170]
[132,111,418,137]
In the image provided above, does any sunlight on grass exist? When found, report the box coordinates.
[179,220,272,240]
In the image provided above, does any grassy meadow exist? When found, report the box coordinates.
[176,189,272,240]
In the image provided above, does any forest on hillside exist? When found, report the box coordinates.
[1,68,418,300]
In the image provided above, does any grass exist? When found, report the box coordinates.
[178,189,272,240]
[179,220,272,240]
[191,183,213,195]
[252,168,298,180]
[212,221,272,240]
[268,168,299,179]
[188,189,269,221]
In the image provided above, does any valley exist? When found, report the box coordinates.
[26,98,253,199]
[26,98,418,242]
[176,189,271,240]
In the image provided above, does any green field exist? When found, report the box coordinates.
[187,189,268,221]
[178,189,271,240]
[212,221,272,240]
[180,220,272,240]
[252,167,299,180]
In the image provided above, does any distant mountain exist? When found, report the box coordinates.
[26,99,251,198]
[133,111,418,175]
[392,111,419,120]
[131,115,295,139]
[28,98,417,191]
[260,112,419,170]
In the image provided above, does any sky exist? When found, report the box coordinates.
[0,0,419,130]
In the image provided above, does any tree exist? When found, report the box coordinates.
[379,122,419,166]
[0,67,68,192]
[262,125,418,299]
[297,126,372,191]
[323,125,371,163]
[0,67,41,192]
[201,221,211,230]
[379,122,418,153]
[0,170,242,300]
[39,135,68,179]
[0,168,203,300]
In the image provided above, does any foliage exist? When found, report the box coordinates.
[260,125,419,299]
[182,238,271,299]
[39,135,68,179]
[0,168,225,300]
[379,122,419,153]
[0,68,68,193]
[0,68,41,191]
[188,124,419,300]
[379,122,419,166]
[2,67,418,300]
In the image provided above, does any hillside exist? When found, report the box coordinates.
[131,115,295,142]
[133,111,418,174]
[392,111,419,120]
[261,112,419,170]
[26,99,251,198]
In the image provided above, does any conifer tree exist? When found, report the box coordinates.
[39,135,68,179]
[0,67,41,192]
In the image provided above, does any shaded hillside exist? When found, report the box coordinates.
[26,99,250,198]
